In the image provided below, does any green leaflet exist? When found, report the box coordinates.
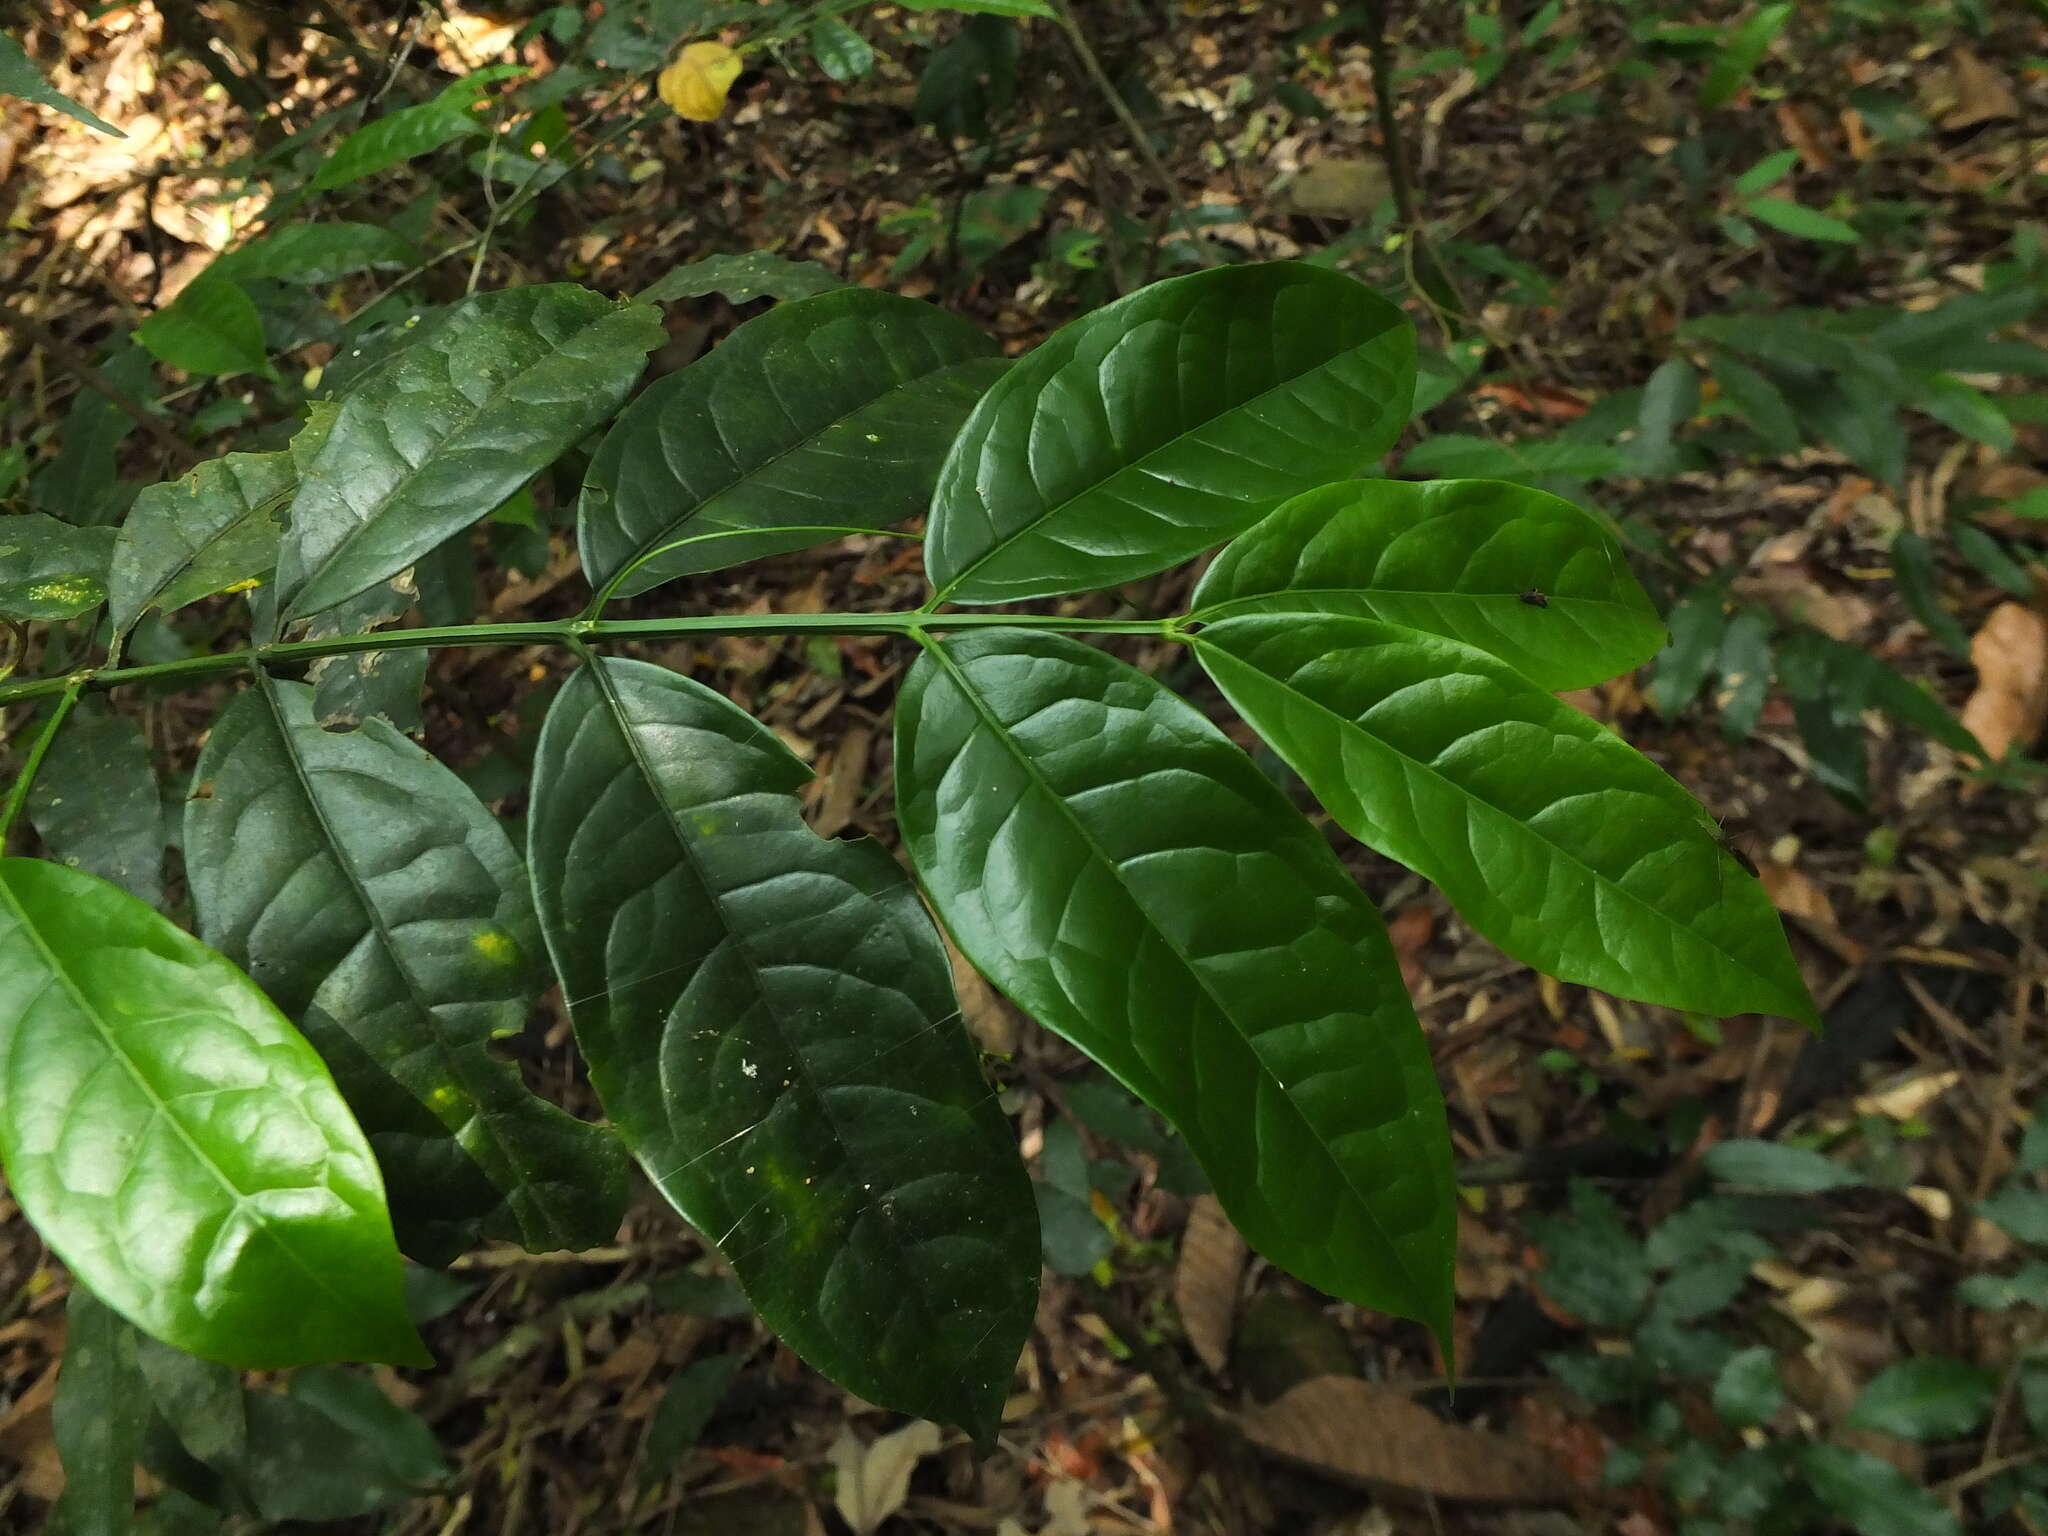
[135,277,274,380]
[1194,614,1817,1026]
[0,31,122,135]
[53,1289,147,1536]
[1189,478,1664,690]
[925,263,1414,605]
[186,679,626,1263]
[277,284,663,623]
[26,699,165,910]
[578,288,1003,599]
[527,656,1038,1437]
[894,629,1454,1345]
[634,250,846,305]
[0,512,115,621]
[209,224,418,286]
[0,858,422,1367]
[108,450,294,633]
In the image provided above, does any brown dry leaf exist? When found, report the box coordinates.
[433,12,522,70]
[1238,1376,1573,1503]
[1776,101,1833,170]
[1732,565,1873,642]
[947,940,1018,1055]
[1960,602,2048,761]
[1387,902,1436,991]
[1758,861,1838,927]
[1173,1194,1246,1375]
[1941,48,2018,130]
[828,1420,941,1535]
[1278,157,1392,221]
[811,724,872,839]
[0,1360,62,1500]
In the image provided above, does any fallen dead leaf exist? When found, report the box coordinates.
[1854,1069,1960,1121]
[1732,564,1873,642]
[948,939,1019,1056]
[1960,603,2048,762]
[1387,902,1436,991]
[1759,861,1838,927]
[1238,1376,1573,1504]
[1941,48,2018,130]
[828,1420,942,1535]
[659,41,743,123]
[1277,157,1392,221]
[1173,1194,1247,1376]
[1776,100,1833,170]
[810,724,872,839]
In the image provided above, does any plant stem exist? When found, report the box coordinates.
[1048,0,1219,269]
[0,611,1182,708]
[0,677,85,844]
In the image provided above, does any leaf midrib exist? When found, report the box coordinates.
[584,658,971,1411]
[250,677,548,1233]
[1195,633,1792,1008]
[603,350,996,590]
[286,298,621,618]
[1189,586,1659,623]
[931,301,1403,602]
[0,867,374,1335]
[916,634,1437,1318]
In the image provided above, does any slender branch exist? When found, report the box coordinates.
[0,611,1183,708]
[0,677,86,844]
[0,298,193,466]
[1360,1,1465,331]
[1048,0,1219,269]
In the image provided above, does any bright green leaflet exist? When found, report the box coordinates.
[53,1289,147,1536]
[186,679,627,1264]
[108,450,294,634]
[277,284,663,623]
[311,89,490,190]
[0,513,115,622]
[925,262,1415,604]
[578,288,1004,599]
[1194,614,1817,1026]
[1846,1358,1998,1441]
[0,858,422,1367]
[0,31,122,135]
[894,629,1455,1345]
[135,277,274,379]
[527,656,1039,1437]
[26,700,165,910]
[1188,478,1665,691]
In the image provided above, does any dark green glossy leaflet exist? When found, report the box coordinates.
[1189,479,1666,692]
[186,679,626,1264]
[894,630,1454,1344]
[0,513,115,622]
[527,657,1038,1436]
[26,699,166,910]
[276,284,664,624]
[1193,615,1817,1026]
[53,1288,146,1536]
[107,449,293,637]
[578,288,1004,599]
[0,858,423,1367]
[924,262,1414,605]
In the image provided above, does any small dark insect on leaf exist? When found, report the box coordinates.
[1519,588,1549,608]
[1717,828,1760,877]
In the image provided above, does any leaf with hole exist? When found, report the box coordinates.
[277,284,662,621]
[579,288,1002,599]
[1189,478,1663,690]
[926,263,1414,604]
[186,678,627,1263]
[0,857,422,1366]
[1195,614,1815,1024]
[109,450,293,633]
[895,628,1454,1346]
[527,656,1039,1437]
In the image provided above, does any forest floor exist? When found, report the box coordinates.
[1,2,2046,1533]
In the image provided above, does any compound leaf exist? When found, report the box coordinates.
[26,699,165,909]
[109,450,294,633]
[277,285,662,623]
[1189,478,1663,690]
[894,629,1454,1345]
[1195,615,1816,1026]
[527,656,1038,1437]
[926,263,1414,604]
[186,679,627,1263]
[579,289,1002,599]
[0,857,422,1367]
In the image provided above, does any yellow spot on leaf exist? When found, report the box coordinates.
[222,577,263,595]
[659,41,742,122]
[471,927,521,966]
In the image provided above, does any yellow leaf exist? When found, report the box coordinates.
[659,41,742,122]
